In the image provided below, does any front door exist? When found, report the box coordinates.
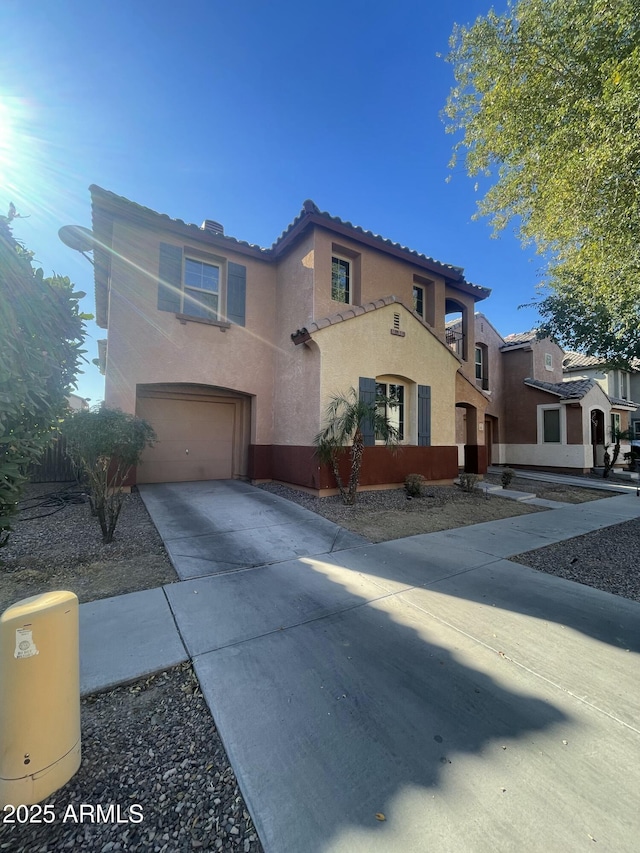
[484,418,493,466]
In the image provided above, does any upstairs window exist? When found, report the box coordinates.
[544,353,553,371]
[184,258,220,320]
[413,285,424,318]
[331,257,350,303]
[475,344,489,390]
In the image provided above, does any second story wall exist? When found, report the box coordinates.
[105,217,278,443]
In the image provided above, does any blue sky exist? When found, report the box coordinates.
[1,0,543,404]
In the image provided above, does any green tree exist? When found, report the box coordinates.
[314,388,399,506]
[444,0,640,364]
[0,210,89,546]
[64,408,156,543]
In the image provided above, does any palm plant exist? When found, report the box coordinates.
[313,388,399,505]
[603,427,632,478]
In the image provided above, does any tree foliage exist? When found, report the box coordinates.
[64,407,156,543]
[0,211,89,546]
[314,388,399,506]
[444,0,640,363]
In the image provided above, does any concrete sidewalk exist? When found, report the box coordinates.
[487,464,639,493]
[79,487,640,852]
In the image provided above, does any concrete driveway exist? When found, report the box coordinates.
[138,482,640,853]
[138,480,367,578]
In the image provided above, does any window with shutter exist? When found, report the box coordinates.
[157,243,246,326]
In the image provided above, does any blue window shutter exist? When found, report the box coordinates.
[158,243,182,313]
[227,262,246,326]
[418,385,431,446]
[359,377,376,447]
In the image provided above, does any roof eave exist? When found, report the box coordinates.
[273,209,491,300]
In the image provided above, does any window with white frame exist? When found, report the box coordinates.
[376,382,404,441]
[475,343,489,390]
[183,257,220,320]
[544,353,553,371]
[610,412,621,441]
[413,285,424,317]
[613,370,629,400]
[331,257,350,303]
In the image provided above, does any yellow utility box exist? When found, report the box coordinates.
[0,591,81,806]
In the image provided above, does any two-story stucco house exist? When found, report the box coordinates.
[563,352,640,452]
[447,315,638,473]
[90,187,492,491]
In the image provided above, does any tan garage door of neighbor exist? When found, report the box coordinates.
[136,396,235,483]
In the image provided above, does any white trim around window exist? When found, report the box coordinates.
[537,404,566,444]
[183,256,221,320]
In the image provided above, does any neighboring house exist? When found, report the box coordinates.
[448,317,638,473]
[66,393,89,412]
[89,187,493,491]
[563,352,640,445]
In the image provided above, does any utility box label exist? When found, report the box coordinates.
[14,628,39,659]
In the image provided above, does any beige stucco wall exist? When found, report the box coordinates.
[311,304,460,446]
[311,229,451,331]
[104,219,278,444]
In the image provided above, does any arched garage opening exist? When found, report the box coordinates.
[135,383,251,483]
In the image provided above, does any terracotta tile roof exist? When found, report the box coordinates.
[524,378,595,398]
[290,296,454,355]
[608,395,639,409]
[524,378,639,409]
[563,351,640,371]
[90,186,490,289]
[274,200,490,298]
[501,330,537,349]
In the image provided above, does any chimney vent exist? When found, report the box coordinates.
[201,220,224,235]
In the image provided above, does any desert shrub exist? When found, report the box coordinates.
[458,472,480,492]
[404,473,425,497]
[64,407,155,543]
[501,467,515,488]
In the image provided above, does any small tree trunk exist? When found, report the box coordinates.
[329,451,349,505]
[346,431,364,505]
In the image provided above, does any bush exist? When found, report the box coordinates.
[404,473,425,497]
[458,472,480,492]
[501,467,515,488]
[0,212,88,546]
[64,408,155,543]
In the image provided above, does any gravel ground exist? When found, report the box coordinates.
[258,481,544,542]
[0,664,263,853]
[259,482,640,602]
[0,484,177,612]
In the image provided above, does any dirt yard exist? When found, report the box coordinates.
[0,483,177,613]
[481,473,617,503]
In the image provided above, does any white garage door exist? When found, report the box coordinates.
[136,396,235,483]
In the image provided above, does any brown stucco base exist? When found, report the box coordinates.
[249,445,459,491]
[463,444,488,475]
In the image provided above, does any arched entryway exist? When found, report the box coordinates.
[455,402,487,474]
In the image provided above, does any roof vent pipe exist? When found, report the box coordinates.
[201,220,224,235]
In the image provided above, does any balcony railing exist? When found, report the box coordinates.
[445,327,465,357]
